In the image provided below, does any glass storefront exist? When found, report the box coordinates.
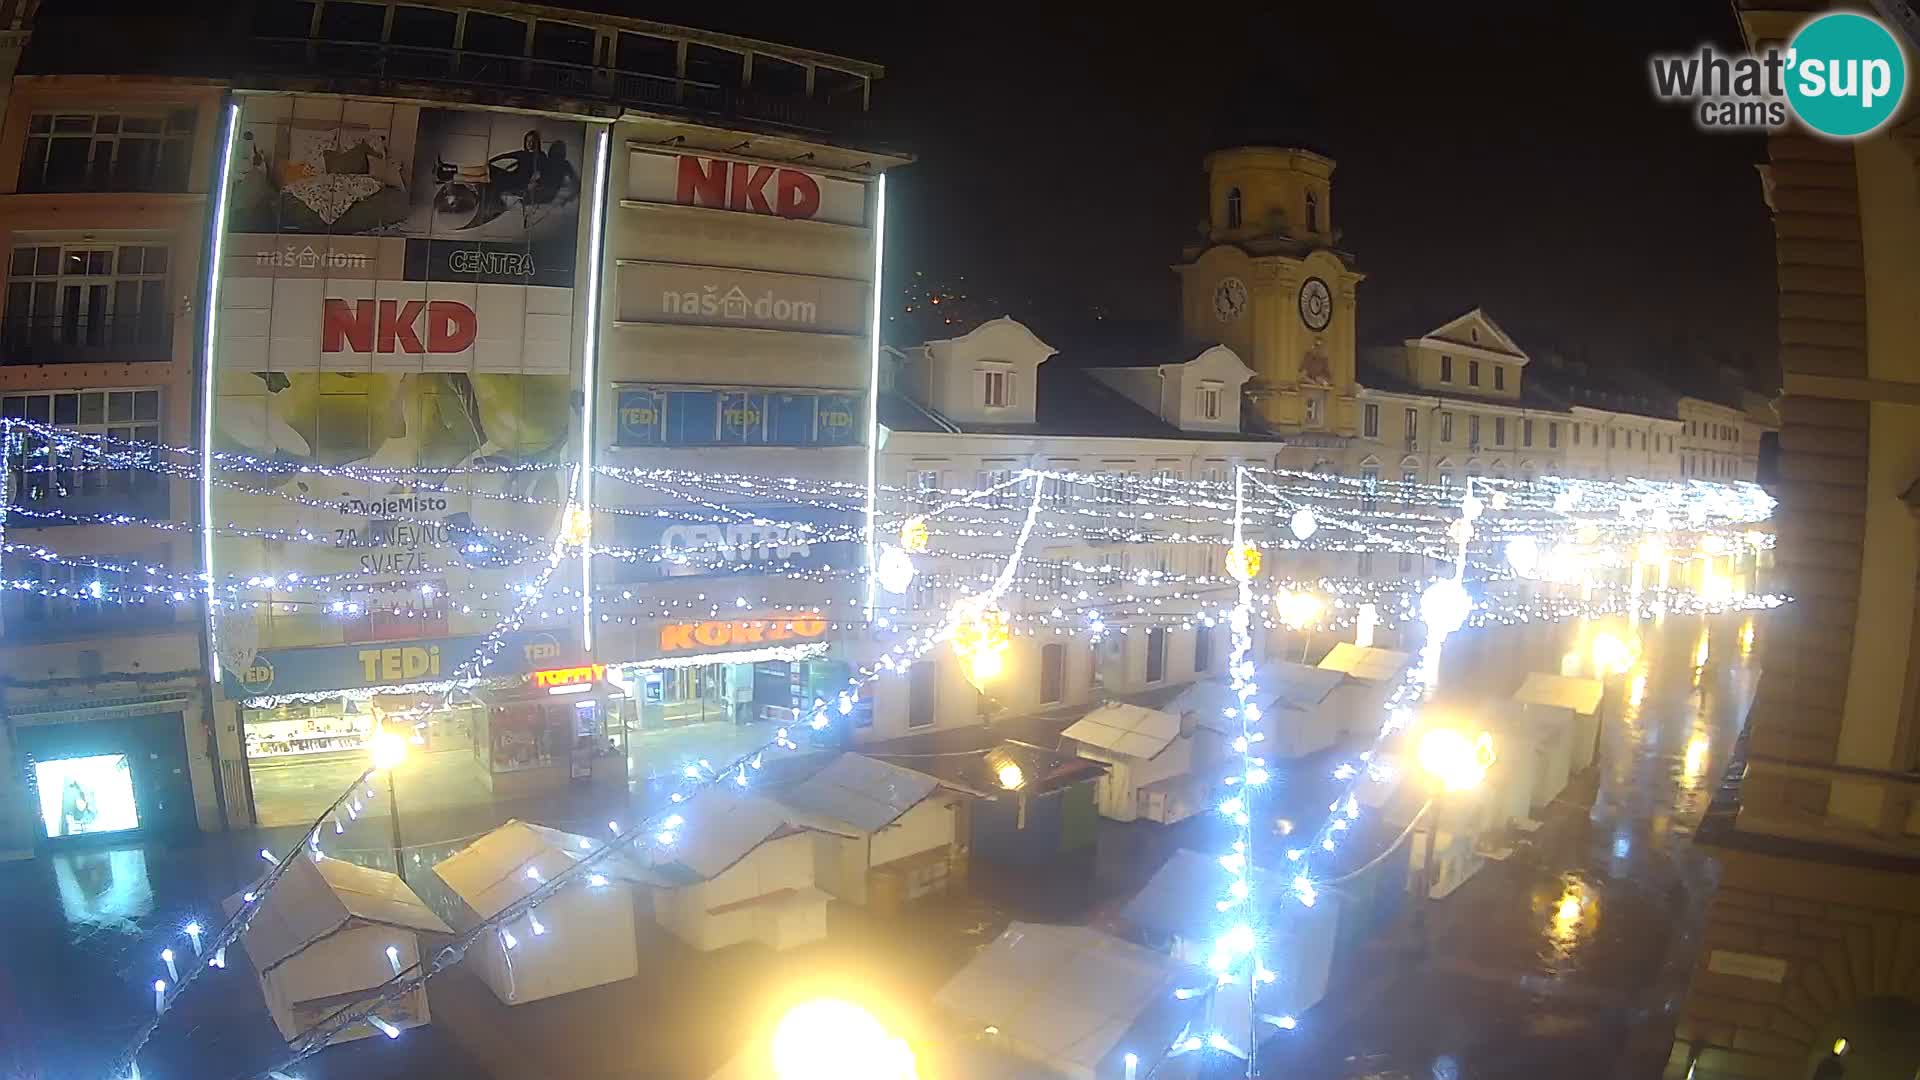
[621,659,851,731]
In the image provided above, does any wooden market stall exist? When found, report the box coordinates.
[774,753,963,911]
[1512,672,1606,771]
[1060,703,1200,823]
[642,788,828,952]
[1315,643,1413,737]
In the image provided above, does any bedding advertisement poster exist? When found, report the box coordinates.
[213,95,590,685]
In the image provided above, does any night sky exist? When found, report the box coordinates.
[718,2,1780,385]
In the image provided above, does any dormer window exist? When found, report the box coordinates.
[1198,381,1223,421]
[1305,189,1319,233]
[1226,187,1243,229]
[981,367,1013,408]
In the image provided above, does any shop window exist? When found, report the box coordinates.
[20,111,195,193]
[1040,643,1065,705]
[908,661,938,729]
[462,12,528,56]
[616,32,677,76]
[1194,626,1214,674]
[389,6,457,49]
[532,20,595,66]
[3,388,164,513]
[1146,627,1168,684]
[317,1,384,42]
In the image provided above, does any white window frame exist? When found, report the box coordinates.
[1197,381,1223,421]
[980,366,1013,409]
[1362,403,1379,438]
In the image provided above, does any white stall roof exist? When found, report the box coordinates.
[775,753,942,836]
[227,854,449,971]
[935,922,1196,1075]
[1318,643,1413,684]
[433,819,649,918]
[1171,661,1345,735]
[1122,849,1278,941]
[646,789,799,887]
[1513,672,1605,715]
[1062,703,1184,761]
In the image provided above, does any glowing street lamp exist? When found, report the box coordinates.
[769,999,917,1080]
[370,728,409,883]
[1416,727,1496,794]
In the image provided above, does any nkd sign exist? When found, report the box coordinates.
[323,298,477,354]
[626,150,868,227]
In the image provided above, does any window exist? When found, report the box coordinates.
[1198,381,1223,421]
[1304,391,1325,428]
[1360,464,1380,507]
[1522,418,1533,447]
[20,110,196,193]
[1402,468,1419,486]
[1549,422,1559,449]
[1040,643,1065,705]
[1363,403,1380,438]
[1470,327,1480,342]
[1358,549,1375,575]
[976,466,1016,506]
[1468,415,1481,446]
[1202,461,1227,485]
[1305,189,1320,232]
[1493,417,1506,446]
[908,661,938,728]
[1440,411,1454,443]
[1193,626,1214,674]
[1608,429,1617,449]
[982,368,1012,408]
[1146,627,1168,684]
[1591,423,1600,444]
[914,468,942,494]
[1045,461,1077,508]
[1226,187,1243,229]
[1440,355,1454,383]
[1152,461,1181,483]
[1438,470,1453,490]
[3,388,164,509]
[1469,359,1481,387]
[7,243,172,356]
[4,545,174,641]
[1399,550,1415,573]
[1405,408,1419,443]
[1494,366,1506,391]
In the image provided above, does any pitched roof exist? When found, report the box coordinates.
[642,789,801,886]
[774,753,943,835]
[432,820,648,917]
[1317,644,1412,684]
[1121,848,1279,941]
[1061,702,1185,760]
[228,854,449,972]
[933,923,1201,1075]
[1512,672,1605,715]
[1170,661,1347,734]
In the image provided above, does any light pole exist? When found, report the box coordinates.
[371,728,409,882]
[1409,726,1495,957]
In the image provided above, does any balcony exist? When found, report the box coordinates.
[244,36,873,141]
[0,315,174,366]
[1,597,182,643]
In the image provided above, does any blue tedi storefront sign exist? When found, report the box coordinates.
[224,628,583,697]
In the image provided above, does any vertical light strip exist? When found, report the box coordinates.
[578,124,611,653]
[863,172,887,620]
[200,100,241,684]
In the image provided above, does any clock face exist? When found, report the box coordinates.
[1298,277,1333,331]
[1212,276,1248,322]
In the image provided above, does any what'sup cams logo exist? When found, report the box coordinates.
[1651,12,1908,138]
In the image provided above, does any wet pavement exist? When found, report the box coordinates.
[0,611,1762,1080]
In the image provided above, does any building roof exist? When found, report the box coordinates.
[642,789,803,887]
[1170,661,1347,735]
[228,854,450,972]
[774,753,944,836]
[933,922,1202,1075]
[432,820,649,917]
[1512,672,1605,715]
[1121,848,1279,942]
[1317,643,1413,684]
[873,739,1108,799]
[1061,702,1185,760]
[1357,358,1572,415]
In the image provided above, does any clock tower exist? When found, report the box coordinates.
[1173,146,1364,436]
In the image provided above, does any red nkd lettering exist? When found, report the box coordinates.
[775,169,821,219]
[671,155,823,221]
[675,155,728,208]
[322,299,476,354]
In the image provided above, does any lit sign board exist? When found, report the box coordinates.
[533,664,607,688]
[658,616,829,653]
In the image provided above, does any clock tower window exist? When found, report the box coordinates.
[1306,189,1319,233]
[1226,187,1243,229]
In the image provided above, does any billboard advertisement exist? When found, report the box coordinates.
[614,260,870,335]
[213,96,590,677]
[624,150,867,227]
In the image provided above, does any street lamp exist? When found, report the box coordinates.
[370,728,409,883]
[1408,725,1496,956]
[769,999,917,1080]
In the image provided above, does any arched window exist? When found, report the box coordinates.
[1305,189,1320,233]
[1226,187,1243,229]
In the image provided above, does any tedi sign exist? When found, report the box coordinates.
[323,298,477,354]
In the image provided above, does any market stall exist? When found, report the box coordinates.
[934,922,1207,1080]
[431,819,648,1005]
[1315,643,1412,737]
[644,788,827,952]
[1170,660,1350,763]
[1060,703,1200,823]
[470,674,625,800]
[774,753,961,911]
[224,853,449,1042]
[1512,672,1606,771]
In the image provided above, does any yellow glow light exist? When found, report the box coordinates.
[898,516,929,554]
[950,601,1010,689]
[770,999,917,1080]
[996,762,1026,791]
[1590,632,1639,677]
[1740,619,1755,656]
[1628,673,1647,711]
[1700,535,1726,555]
[1683,733,1709,787]
[1700,567,1733,603]
[1832,1037,1848,1057]
[1637,538,1667,563]
[559,504,592,547]
[1693,629,1710,670]
[370,728,409,771]
[1275,589,1323,631]
[1550,885,1590,944]
[1226,544,1262,582]
[1416,728,1496,793]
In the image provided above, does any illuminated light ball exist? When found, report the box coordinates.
[1419,578,1472,638]
[1554,488,1579,513]
[1688,503,1709,528]
[769,999,917,1080]
[1489,491,1509,511]
[1460,493,1484,521]
[1648,507,1673,532]
[995,762,1025,790]
[1288,507,1317,541]
[1446,517,1474,546]
[559,504,592,547]
[898,516,930,554]
[874,545,917,595]
[1504,536,1541,578]
[1225,544,1262,582]
[1274,589,1323,631]
[1700,534,1727,555]
[1416,727,1497,792]
[370,728,409,771]
[950,602,1011,689]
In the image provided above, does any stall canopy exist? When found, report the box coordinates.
[1169,661,1346,735]
[1060,703,1183,761]
[934,922,1205,1079]
[1122,848,1276,944]
[644,789,804,885]
[1512,673,1604,715]
[1317,643,1413,684]
[776,753,944,837]
[235,854,451,972]
[432,820,648,918]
